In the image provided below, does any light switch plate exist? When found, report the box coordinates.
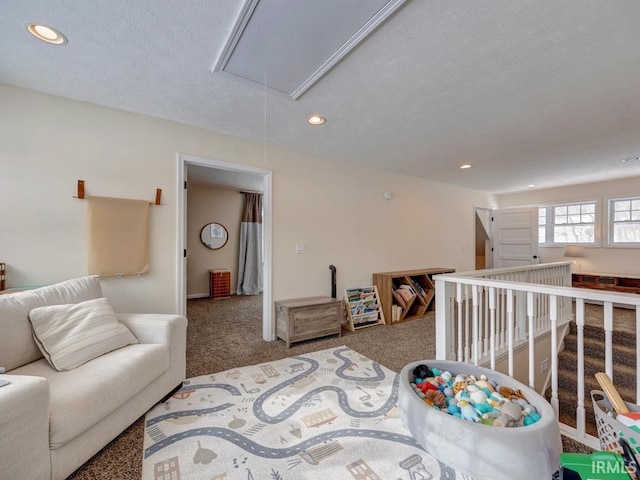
[296,243,307,254]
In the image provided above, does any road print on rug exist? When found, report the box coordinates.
[143,346,464,480]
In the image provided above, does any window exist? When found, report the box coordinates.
[538,201,597,245]
[609,197,640,245]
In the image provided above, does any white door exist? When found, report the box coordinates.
[492,207,539,267]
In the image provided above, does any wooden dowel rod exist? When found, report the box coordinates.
[155,188,162,205]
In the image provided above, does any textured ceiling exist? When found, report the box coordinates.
[2,0,640,193]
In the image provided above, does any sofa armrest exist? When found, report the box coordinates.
[0,375,51,480]
[117,313,187,384]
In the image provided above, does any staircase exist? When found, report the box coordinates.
[548,318,637,437]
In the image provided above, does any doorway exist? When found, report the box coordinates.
[475,207,493,270]
[176,153,274,341]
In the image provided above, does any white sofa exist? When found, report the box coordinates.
[0,276,187,480]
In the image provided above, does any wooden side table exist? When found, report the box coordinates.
[275,296,342,348]
[209,269,231,299]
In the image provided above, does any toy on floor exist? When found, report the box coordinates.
[553,438,640,479]
[409,363,541,428]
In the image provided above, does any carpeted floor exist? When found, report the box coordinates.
[69,294,627,478]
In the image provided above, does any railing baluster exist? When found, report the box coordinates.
[527,291,535,389]
[489,286,496,370]
[456,283,463,362]
[604,301,613,381]
[464,284,470,363]
[473,285,479,365]
[550,295,559,417]
[576,299,585,438]
[507,288,514,377]
[499,286,506,349]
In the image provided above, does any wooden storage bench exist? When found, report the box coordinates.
[275,296,342,348]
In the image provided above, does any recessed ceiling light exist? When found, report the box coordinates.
[459,163,473,169]
[307,115,326,126]
[528,184,536,188]
[26,23,67,45]
[622,156,639,163]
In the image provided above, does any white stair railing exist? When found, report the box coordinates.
[434,262,640,448]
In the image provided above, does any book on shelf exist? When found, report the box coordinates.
[395,284,416,302]
[410,279,427,300]
[392,304,404,322]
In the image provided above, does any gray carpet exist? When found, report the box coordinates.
[69,294,620,478]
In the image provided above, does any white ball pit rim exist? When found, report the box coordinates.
[398,360,561,480]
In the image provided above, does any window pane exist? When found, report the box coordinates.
[582,213,595,223]
[613,223,640,243]
[568,214,581,224]
[555,215,567,224]
[539,226,546,243]
[615,200,630,211]
[555,206,567,215]
[632,200,640,210]
[615,211,630,221]
[633,211,640,221]
[538,209,546,225]
[582,204,595,214]
[568,205,580,214]
[554,225,594,243]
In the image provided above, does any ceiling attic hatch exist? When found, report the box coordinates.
[212,0,407,100]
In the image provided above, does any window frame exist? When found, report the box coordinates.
[538,200,599,247]
[606,196,640,247]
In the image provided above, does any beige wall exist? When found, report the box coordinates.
[187,185,242,297]
[0,84,495,313]
[497,176,640,276]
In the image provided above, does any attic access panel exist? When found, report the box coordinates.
[213,0,407,100]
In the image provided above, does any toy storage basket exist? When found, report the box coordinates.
[592,390,640,455]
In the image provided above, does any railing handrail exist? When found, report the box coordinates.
[434,271,640,307]
[442,261,573,278]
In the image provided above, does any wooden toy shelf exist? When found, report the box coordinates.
[343,286,385,332]
[373,267,455,324]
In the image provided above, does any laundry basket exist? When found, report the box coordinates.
[592,390,640,455]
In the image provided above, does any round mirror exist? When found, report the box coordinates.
[200,222,228,250]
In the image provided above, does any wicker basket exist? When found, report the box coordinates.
[592,389,640,455]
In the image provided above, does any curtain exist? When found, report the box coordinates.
[237,192,263,295]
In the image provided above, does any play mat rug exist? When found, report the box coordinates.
[143,346,467,480]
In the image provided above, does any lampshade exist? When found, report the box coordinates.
[563,245,584,258]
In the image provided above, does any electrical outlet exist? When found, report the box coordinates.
[541,359,549,373]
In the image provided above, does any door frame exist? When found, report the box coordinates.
[176,153,274,341]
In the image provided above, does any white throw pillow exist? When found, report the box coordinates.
[28,297,138,371]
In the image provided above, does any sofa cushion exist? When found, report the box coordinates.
[10,343,169,449]
[0,276,103,371]
[28,297,138,371]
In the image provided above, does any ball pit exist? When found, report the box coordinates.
[398,360,561,480]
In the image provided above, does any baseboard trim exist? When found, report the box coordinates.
[187,293,209,299]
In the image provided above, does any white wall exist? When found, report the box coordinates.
[497,176,640,275]
[0,84,495,312]
[187,185,242,297]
